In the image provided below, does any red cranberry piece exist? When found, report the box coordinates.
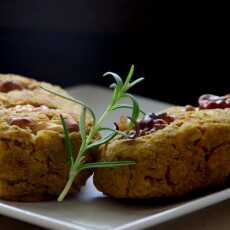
[157,112,175,123]
[199,94,230,109]
[127,112,175,138]
[153,119,167,130]
[153,119,167,124]
[64,118,79,132]
[9,117,35,129]
[0,80,23,92]
[138,115,154,130]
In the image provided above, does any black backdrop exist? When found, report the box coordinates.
[0,1,229,105]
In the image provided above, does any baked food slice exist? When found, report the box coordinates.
[0,74,88,122]
[0,74,95,201]
[0,104,93,201]
[94,95,230,199]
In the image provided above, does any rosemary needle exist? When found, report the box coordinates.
[42,65,144,201]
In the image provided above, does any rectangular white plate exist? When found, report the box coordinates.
[1,85,230,230]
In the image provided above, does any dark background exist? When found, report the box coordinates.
[0,1,229,105]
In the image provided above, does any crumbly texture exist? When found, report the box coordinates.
[0,104,93,201]
[0,74,90,122]
[0,74,94,201]
[94,108,230,198]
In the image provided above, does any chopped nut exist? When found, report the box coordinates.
[117,115,129,131]
[185,105,195,111]
[9,117,35,129]
[0,80,23,92]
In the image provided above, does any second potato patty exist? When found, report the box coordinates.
[94,108,230,198]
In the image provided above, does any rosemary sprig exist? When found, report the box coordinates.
[42,65,144,201]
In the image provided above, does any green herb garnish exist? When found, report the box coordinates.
[41,65,144,201]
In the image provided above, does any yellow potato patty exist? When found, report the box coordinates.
[94,108,230,198]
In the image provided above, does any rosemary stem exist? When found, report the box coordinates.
[54,66,143,201]
[58,105,113,201]
[74,141,86,167]
[58,170,79,202]
[87,104,113,141]
[58,146,85,201]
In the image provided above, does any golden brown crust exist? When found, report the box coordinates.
[0,74,94,201]
[0,74,92,124]
[94,108,230,198]
[0,104,93,201]
[0,74,39,90]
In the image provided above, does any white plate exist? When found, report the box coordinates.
[1,85,230,230]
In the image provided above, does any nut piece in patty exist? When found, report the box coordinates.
[0,80,24,92]
[0,74,92,124]
[8,117,35,129]
[94,108,230,199]
[0,104,93,201]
